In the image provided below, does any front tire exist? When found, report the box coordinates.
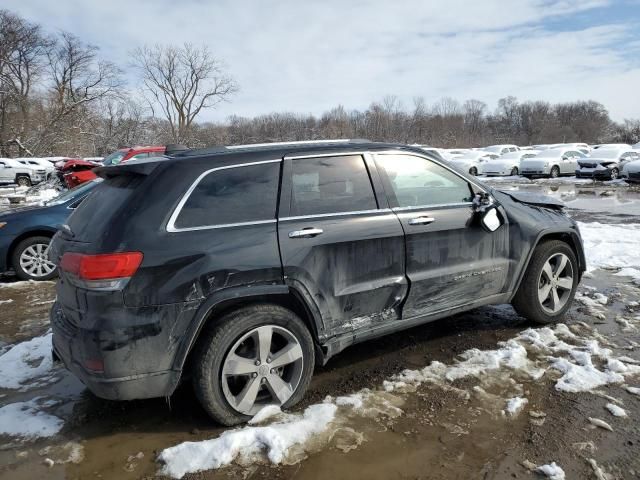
[512,240,578,324]
[550,166,560,178]
[510,167,519,176]
[469,167,478,176]
[11,236,57,281]
[16,175,32,187]
[192,304,315,425]
[610,168,619,180]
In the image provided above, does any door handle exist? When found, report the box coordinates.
[289,227,324,238]
[408,216,435,225]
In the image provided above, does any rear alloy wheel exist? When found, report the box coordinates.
[610,168,619,180]
[16,176,32,187]
[510,167,519,176]
[469,167,478,176]
[193,304,315,425]
[550,166,560,178]
[512,240,578,324]
[11,236,57,280]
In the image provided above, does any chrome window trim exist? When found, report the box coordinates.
[391,202,473,212]
[166,159,281,233]
[279,208,392,222]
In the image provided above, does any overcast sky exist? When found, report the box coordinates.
[4,0,640,121]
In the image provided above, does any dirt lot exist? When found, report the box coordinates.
[1,178,639,479]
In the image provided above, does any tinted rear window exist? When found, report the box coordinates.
[67,175,143,241]
[173,162,280,230]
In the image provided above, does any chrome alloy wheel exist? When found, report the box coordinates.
[221,325,304,415]
[19,243,56,278]
[538,253,574,314]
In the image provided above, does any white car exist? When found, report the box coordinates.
[592,143,631,150]
[0,158,47,186]
[548,143,591,155]
[520,148,586,178]
[576,147,640,180]
[622,159,640,182]
[481,150,541,176]
[417,147,459,162]
[15,157,55,178]
[633,141,640,150]
[483,144,520,155]
[448,151,499,176]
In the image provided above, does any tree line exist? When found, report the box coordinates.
[1,9,639,159]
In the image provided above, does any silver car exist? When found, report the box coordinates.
[520,148,586,178]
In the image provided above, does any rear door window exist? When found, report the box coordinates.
[173,161,280,230]
[289,155,377,216]
[376,154,474,208]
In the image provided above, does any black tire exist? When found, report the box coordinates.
[610,168,619,180]
[192,304,315,426]
[469,167,478,176]
[510,167,519,176]
[15,175,31,187]
[512,240,578,324]
[11,236,57,281]
[550,166,560,178]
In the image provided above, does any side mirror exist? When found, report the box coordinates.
[481,207,503,232]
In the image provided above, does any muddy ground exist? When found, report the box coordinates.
[1,179,639,479]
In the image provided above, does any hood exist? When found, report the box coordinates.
[578,158,617,166]
[0,202,54,220]
[496,190,564,210]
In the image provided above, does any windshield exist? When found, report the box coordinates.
[44,179,102,206]
[102,150,127,166]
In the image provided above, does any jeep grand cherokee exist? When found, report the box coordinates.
[49,140,585,425]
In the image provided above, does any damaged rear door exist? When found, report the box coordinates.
[277,153,407,338]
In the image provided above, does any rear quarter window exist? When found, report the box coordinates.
[172,161,280,230]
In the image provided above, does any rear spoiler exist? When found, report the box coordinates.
[94,156,170,179]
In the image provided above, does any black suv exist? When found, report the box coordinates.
[50,140,585,425]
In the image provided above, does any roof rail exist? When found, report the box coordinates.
[225,139,370,149]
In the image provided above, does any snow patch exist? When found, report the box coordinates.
[535,462,566,480]
[0,399,63,439]
[577,222,640,272]
[504,397,528,416]
[158,403,337,478]
[0,333,54,390]
[605,403,627,417]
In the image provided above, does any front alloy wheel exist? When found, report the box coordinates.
[550,166,560,178]
[610,168,619,180]
[11,236,57,281]
[537,253,574,314]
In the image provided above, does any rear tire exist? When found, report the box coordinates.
[610,168,619,180]
[11,236,57,281]
[512,240,578,324]
[192,304,315,426]
[550,166,560,178]
[510,167,519,176]
[16,175,31,187]
[469,167,478,176]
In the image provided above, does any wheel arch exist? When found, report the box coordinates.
[510,228,586,300]
[175,284,325,379]
[6,229,57,270]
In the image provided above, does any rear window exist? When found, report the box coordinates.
[172,162,280,230]
[67,175,143,241]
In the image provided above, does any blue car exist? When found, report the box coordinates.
[0,180,100,280]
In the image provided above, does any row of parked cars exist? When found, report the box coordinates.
[420,142,640,181]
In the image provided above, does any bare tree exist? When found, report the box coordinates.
[131,43,236,144]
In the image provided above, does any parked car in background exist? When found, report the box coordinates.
[15,158,56,179]
[483,144,520,155]
[49,140,585,426]
[520,148,586,178]
[0,179,100,280]
[0,158,47,187]
[415,146,455,162]
[592,143,631,150]
[481,150,540,176]
[622,160,640,182]
[58,145,186,188]
[633,142,640,150]
[449,151,499,175]
[547,143,591,155]
[57,158,103,188]
[576,147,640,180]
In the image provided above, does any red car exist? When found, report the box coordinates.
[60,146,168,188]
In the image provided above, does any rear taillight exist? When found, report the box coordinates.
[60,252,143,290]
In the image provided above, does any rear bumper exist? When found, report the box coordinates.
[50,300,189,400]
